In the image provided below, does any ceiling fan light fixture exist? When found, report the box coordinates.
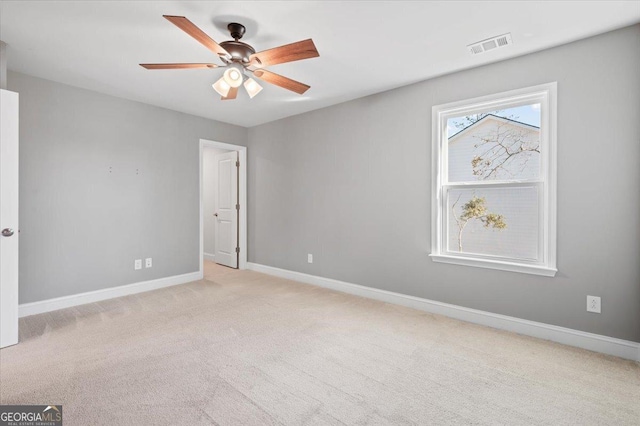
[243,78,263,99]
[212,77,231,97]
[223,64,244,88]
[142,16,320,101]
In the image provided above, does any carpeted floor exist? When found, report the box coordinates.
[1,261,639,425]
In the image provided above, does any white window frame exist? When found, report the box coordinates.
[430,83,557,277]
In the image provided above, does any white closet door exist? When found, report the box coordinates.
[0,89,19,348]
[214,151,238,268]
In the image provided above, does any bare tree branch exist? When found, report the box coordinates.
[471,123,539,179]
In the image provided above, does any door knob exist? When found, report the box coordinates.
[2,228,14,237]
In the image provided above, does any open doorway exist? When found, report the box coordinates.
[199,139,247,274]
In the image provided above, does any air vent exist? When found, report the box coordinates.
[468,33,512,55]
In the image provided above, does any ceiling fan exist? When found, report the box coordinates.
[140,15,319,100]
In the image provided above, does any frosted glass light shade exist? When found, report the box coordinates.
[212,77,231,97]
[223,67,243,88]
[243,78,263,99]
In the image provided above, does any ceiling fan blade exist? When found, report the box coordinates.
[163,15,230,57]
[250,39,319,68]
[221,87,239,100]
[140,63,218,70]
[253,69,310,95]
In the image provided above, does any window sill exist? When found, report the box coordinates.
[429,253,557,277]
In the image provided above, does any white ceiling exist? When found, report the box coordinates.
[1,1,639,127]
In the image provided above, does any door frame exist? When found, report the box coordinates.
[199,139,247,273]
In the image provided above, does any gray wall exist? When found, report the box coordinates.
[246,25,640,342]
[9,72,247,304]
[202,147,231,256]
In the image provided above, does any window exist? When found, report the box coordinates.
[430,83,557,276]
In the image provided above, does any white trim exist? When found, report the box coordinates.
[18,271,202,318]
[203,253,216,262]
[429,254,557,277]
[431,83,557,276]
[199,139,247,272]
[247,262,640,362]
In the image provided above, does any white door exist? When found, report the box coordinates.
[0,89,19,348]
[214,151,238,268]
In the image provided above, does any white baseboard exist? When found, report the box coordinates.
[203,253,216,262]
[247,262,640,362]
[19,271,203,318]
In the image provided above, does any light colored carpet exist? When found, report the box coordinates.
[1,261,639,425]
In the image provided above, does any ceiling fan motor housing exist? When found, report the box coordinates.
[218,23,254,65]
[219,40,255,65]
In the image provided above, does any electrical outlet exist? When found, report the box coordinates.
[587,295,601,313]
[134,259,142,270]
[307,254,313,264]
[145,258,152,268]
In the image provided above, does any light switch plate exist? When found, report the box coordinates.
[134,259,142,270]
